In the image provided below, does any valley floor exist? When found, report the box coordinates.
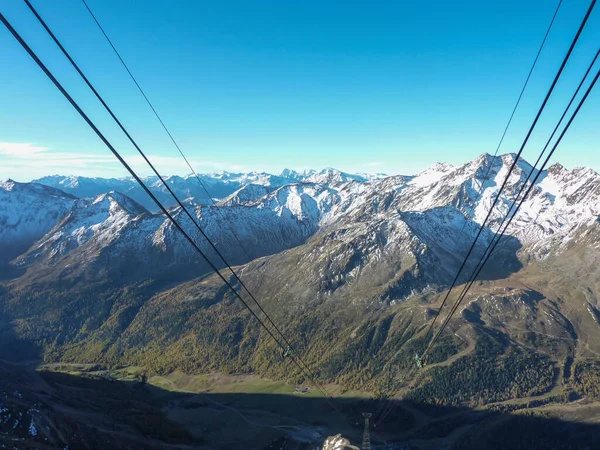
[14,363,598,450]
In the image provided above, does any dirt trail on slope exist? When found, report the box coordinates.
[422,325,476,370]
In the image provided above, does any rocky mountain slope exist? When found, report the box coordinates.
[0,180,76,269]
[7,153,598,293]
[32,169,343,213]
[1,153,599,446]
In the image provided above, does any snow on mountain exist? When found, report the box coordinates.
[306,153,600,293]
[6,153,600,289]
[32,172,298,212]
[34,175,214,212]
[357,171,389,181]
[218,184,275,206]
[257,183,339,222]
[304,168,367,185]
[168,199,323,264]
[279,168,316,181]
[409,161,455,188]
[508,163,600,246]
[32,168,378,213]
[17,191,155,266]
[379,153,599,245]
[281,167,387,183]
[8,183,338,279]
[33,175,134,198]
[0,179,76,262]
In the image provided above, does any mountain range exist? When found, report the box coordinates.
[3,153,598,289]
[31,167,386,213]
[1,152,600,448]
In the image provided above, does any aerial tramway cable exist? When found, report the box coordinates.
[422,48,600,362]
[421,62,600,362]
[456,0,564,240]
[78,0,395,412]
[378,60,600,421]
[476,48,599,258]
[78,0,256,262]
[421,0,597,357]
[75,0,337,393]
[23,0,335,404]
[377,0,597,424]
[0,10,340,410]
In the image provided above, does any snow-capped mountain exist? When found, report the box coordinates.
[33,175,134,198]
[33,171,301,212]
[18,192,152,264]
[3,153,600,427]
[4,153,599,295]
[31,169,365,212]
[218,184,275,207]
[304,168,367,185]
[279,168,317,181]
[0,180,76,263]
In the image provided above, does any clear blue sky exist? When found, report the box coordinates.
[0,0,598,180]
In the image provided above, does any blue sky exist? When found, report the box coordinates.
[0,0,598,180]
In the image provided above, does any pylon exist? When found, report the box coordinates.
[362,412,372,450]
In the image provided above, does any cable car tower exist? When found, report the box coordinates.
[362,412,372,450]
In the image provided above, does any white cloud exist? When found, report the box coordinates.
[0,142,244,181]
[0,142,117,166]
[0,142,120,180]
[366,161,382,167]
[0,142,50,157]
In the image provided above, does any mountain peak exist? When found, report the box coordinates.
[474,152,500,166]
[2,179,77,199]
[502,152,518,161]
[279,168,297,178]
[305,168,366,185]
[280,168,316,180]
[547,162,565,175]
[91,191,148,216]
[431,162,454,171]
[0,179,16,191]
[410,160,456,187]
[466,153,534,181]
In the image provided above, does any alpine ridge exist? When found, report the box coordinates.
[3,153,598,289]
[2,152,600,449]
